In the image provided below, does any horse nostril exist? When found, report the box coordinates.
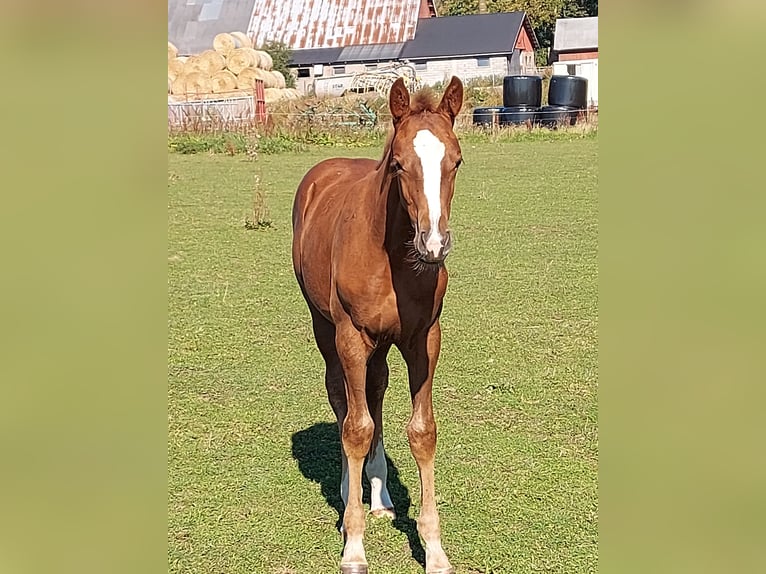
[442,231,453,255]
[417,230,428,253]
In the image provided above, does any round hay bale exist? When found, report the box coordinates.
[261,70,279,89]
[168,58,186,80]
[200,50,225,74]
[230,31,252,49]
[226,48,255,75]
[184,71,212,98]
[271,70,287,89]
[168,42,178,61]
[171,76,187,96]
[264,87,286,103]
[213,33,236,56]
[243,48,262,68]
[211,70,238,94]
[236,67,261,90]
[256,50,273,70]
[183,55,205,74]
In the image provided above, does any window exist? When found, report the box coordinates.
[477,57,490,67]
[365,63,377,71]
[297,68,311,78]
[414,61,427,71]
[333,65,346,75]
[567,64,577,75]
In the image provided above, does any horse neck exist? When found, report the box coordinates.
[377,171,414,258]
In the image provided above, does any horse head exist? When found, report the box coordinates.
[388,76,463,264]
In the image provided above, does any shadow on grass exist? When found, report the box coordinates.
[291,422,425,567]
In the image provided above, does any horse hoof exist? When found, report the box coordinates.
[339,563,368,574]
[369,507,396,520]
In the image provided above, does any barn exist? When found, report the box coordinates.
[168,0,539,96]
[551,16,598,107]
[289,10,538,94]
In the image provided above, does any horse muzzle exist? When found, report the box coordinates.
[415,228,453,263]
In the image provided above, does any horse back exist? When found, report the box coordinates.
[292,157,379,317]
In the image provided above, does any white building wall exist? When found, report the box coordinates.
[414,56,509,86]
[552,58,598,107]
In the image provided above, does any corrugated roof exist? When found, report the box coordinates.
[168,0,257,55]
[337,42,405,63]
[553,17,598,52]
[400,11,536,60]
[290,47,343,66]
[247,0,422,50]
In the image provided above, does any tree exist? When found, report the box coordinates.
[437,0,597,53]
[260,40,296,89]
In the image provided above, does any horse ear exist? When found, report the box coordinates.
[437,76,464,124]
[389,78,410,124]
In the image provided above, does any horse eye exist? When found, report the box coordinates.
[455,158,463,169]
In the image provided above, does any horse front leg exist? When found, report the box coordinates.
[335,319,375,574]
[402,320,453,574]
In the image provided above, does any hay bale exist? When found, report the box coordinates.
[226,48,255,75]
[261,70,279,89]
[167,58,185,81]
[168,42,178,61]
[271,70,287,89]
[183,55,204,74]
[211,70,238,94]
[170,76,187,96]
[168,77,173,94]
[184,72,212,98]
[264,88,286,103]
[230,31,252,49]
[256,50,273,70]
[200,50,225,74]
[236,67,261,90]
[213,33,236,56]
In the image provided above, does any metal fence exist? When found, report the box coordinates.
[168,81,266,128]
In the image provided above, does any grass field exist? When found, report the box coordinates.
[168,138,598,574]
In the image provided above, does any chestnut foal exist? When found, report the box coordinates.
[292,77,463,574]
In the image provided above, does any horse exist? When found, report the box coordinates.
[292,76,464,574]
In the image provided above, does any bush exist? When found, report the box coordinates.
[259,41,296,88]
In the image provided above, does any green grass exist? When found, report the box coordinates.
[168,139,598,574]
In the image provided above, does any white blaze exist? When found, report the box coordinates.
[413,129,446,257]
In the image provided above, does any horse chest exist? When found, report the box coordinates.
[334,267,446,343]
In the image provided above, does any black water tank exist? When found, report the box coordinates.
[548,75,588,109]
[503,75,543,107]
[538,105,578,128]
[499,106,539,126]
[472,106,503,126]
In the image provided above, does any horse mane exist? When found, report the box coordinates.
[376,87,440,169]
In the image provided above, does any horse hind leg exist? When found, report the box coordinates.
[308,305,350,510]
[365,346,395,519]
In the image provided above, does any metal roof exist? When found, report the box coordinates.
[337,42,405,63]
[168,0,257,55]
[400,11,536,60]
[553,17,598,52]
[290,47,343,66]
[247,0,422,50]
